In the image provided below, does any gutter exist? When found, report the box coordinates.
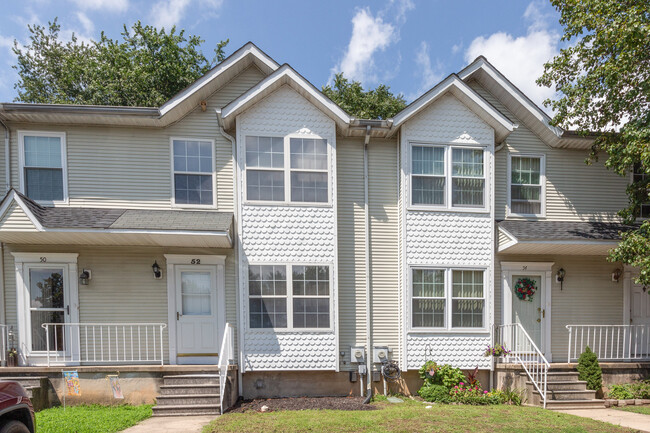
[215,109,244,397]
[0,103,159,117]
[0,118,9,191]
[363,124,372,402]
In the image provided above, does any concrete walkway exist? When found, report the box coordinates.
[121,415,216,433]
[558,408,650,432]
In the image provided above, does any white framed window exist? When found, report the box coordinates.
[410,267,486,331]
[171,138,216,207]
[409,143,487,210]
[244,135,330,204]
[248,264,332,330]
[632,163,650,218]
[18,131,68,204]
[508,154,545,217]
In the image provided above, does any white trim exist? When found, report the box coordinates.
[11,252,79,264]
[623,269,632,326]
[507,152,546,218]
[500,261,553,361]
[165,254,226,364]
[221,65,351,130]
[0,191,45,231]
[17,130,69,205]
[169,137,217,209]
[245,262,335,333]
[159,43,279,116]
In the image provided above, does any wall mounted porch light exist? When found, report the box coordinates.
[556,268,566,290]
[152,261,163,279]
[611,268,622,283]
[79,269,92,285]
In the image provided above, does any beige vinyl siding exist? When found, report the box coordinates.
[0,203,38,231]
[2,245,237,363]
[368,139,400,363]
[496,254,623,362]
[467,81,629,222]
[497,230,512,250]
[6,66,265,210]
[336,138,367,370]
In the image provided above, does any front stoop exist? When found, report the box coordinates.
[153,374,221,417]
[527,372,605,410]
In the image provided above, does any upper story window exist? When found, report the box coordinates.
[410,143,486,210]
[172,138,215,206]
[245,135,329,204]
[248,264,331,330]
[411,267,485,330]
[19,131,67,203]
[509,154,544,217]
[633,164,650,218]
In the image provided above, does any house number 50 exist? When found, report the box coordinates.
[40,257,47,263]
[191,259,201,264]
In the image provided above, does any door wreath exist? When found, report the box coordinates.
[514,277,537,302]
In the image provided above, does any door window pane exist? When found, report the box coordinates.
[29,268,65,352]
[29,269,64,309]
[31,311,64,352]
[23,135,64,201]
[511,156,542,214]
[181,272,212,315]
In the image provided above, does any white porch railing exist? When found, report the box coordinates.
[218,322,234,415]
[42,323,167,367]
[496,323,550,408]
[0,325,8,366]
[566,325,650,362]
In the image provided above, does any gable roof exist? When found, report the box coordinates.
[219,64,352,131]
[458,56,593,149]
[0,42,279,127]
[390,74,516,142]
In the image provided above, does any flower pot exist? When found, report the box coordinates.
[7,356,16,367]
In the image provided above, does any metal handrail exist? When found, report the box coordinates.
[496,323,550,408]
[566,324,650,362]
[41,322,167,366]
[218,323,234,415]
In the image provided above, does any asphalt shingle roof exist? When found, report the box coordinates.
[8,190,232,232]
[498,220,633,241]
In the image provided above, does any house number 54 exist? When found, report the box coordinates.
[191,259,201,264]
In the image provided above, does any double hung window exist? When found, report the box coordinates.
[509,155,543,216]
[245,136,329,203]
[633,164,650,218]
[248,264,331,330]
[172,139,215,206]
[20,132,66,202]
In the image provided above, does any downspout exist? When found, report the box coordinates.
[215,109,243,397]
[0,118,9,191]
[0,119,8,328]
[363,124,373,403]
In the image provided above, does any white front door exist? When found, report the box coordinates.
[174,265,219,364]
[630,281,650,355]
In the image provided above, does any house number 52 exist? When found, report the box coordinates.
[190,259,201,264]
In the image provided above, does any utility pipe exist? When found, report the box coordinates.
[215,109,244,397]
[0,118,9,191]
[363,124,372,402]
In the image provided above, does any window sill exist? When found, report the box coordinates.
[407,205,490,214]
[505,213,546,219]
[171,203,218,210]
[247,328,335,334]
[407,328,490,335]
[243,201,333,208]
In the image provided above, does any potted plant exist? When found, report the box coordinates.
[7,348,17,367]
[484,343,511,358]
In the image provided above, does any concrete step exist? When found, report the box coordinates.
[0,376,47,388]
[162,374,219,386]
[527,380,588,392]
[543,390,597,401]
[546,372,580,382]
[545,399,606,410]
[152,404,220,416]
[159,384,220,396]
[156,394,220,406]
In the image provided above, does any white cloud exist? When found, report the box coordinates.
[464,1,559,111]
[0,36,13,51]
[389,0,415,24]
[408,41,443,100]
[69,0,129,12]
[150,0,223,29]
[76,12,94,35]
[333,8,396,84]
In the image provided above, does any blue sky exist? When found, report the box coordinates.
[0,0,566,110]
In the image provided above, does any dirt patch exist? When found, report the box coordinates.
[227,396,377,413]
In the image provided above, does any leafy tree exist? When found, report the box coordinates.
[322,73,407,119]
[537,0,650,284]
[13,18,229,106]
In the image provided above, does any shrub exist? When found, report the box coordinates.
[418,361,466,388]
[608,380,650,399]
[450,383,496,405]
[608,384,634,400]
[488,389,523,406]
[577,346,602,391]
[418,384,452,403]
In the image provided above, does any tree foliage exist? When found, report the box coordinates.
[577,346,603,391]
[537,0,650,284]
[13,18,229,107]
[322,73,407,119]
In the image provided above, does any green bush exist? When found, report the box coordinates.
[608,384,634,400]
[607,380,650,399]
[418,384,452,403]
[576,346,602,391]
[488,389,523,406]
[418,361,466,388]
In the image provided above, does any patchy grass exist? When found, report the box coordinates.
[36,404,152,433]
[205,399,633,433]
[615,405,650,416]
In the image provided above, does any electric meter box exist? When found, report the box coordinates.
[373,346,389,363]
[350,346,365,363]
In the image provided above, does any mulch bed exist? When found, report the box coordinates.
[227,396,377,413]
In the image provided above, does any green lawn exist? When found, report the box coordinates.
[615,405,650,416]
[36,404,152,433]
[205,399,633,433]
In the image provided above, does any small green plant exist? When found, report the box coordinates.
[577,346,602,391]
[607,380,650,399]
[465,366,480,387]
[418,384,452,403]
[418,361,466,388]
[488,389,523,406]
[608,384,634,400]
